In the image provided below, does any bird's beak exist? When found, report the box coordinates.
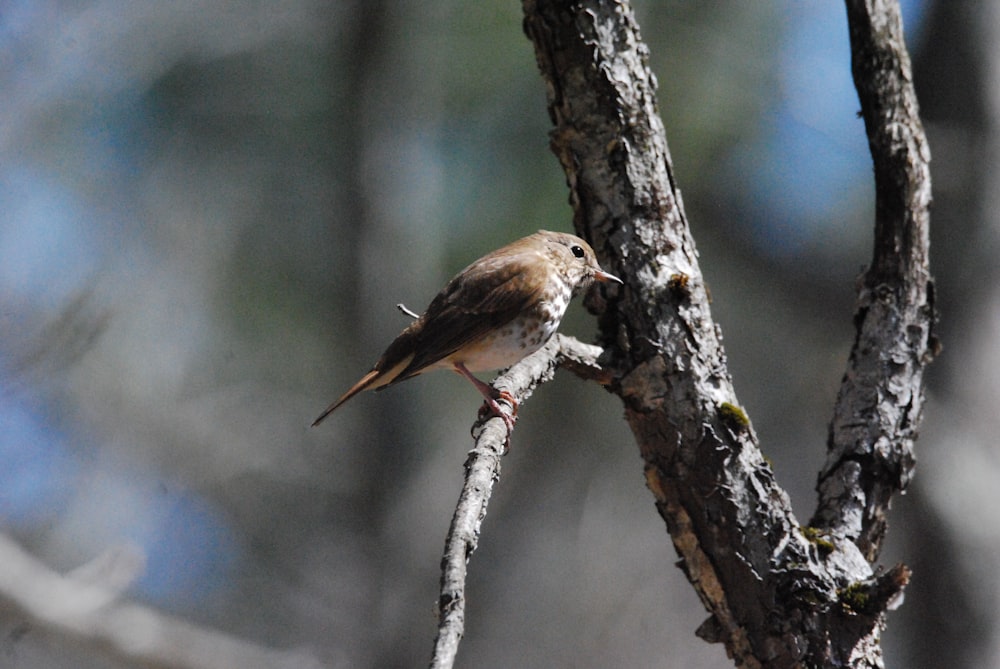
[594,269,623,284]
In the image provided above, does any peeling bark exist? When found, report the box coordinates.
[523,1,931,667]
[811,0,936,561]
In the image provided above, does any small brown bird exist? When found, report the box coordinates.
[312,230,621,428]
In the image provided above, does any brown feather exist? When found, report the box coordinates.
[392,247,548,380]
[311,230,620,427]
[310,353,414,426]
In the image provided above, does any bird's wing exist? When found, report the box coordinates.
[385,250,546,382]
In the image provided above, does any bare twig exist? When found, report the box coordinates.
[0,533,325,669]
[428,334,605,669]
[396,303,420,319]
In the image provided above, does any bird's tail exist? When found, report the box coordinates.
[312,351,418,427]
[311,369,381,426]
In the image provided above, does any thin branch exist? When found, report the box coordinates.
[811,0,936,560]
[429,334,605,669]
[0,533,325,669]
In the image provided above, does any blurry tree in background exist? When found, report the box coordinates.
[0,1,992,668]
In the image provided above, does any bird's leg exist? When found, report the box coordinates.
[452,362,517,432]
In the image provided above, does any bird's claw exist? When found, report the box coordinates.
[476,392,518,436]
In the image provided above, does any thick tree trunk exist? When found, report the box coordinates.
[523,1,933,667]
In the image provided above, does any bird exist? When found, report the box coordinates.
[312,230,621,429]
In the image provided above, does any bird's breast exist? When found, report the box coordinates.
[449,282,572,373]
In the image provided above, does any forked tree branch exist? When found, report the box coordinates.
[523,1,932,668]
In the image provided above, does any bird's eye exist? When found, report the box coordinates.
[570,245,585,258]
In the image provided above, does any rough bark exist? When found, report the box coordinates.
[522,1,932,668]
[810,0,936,562]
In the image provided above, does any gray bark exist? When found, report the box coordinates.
[811,0,935,561]
[521,1,934,667]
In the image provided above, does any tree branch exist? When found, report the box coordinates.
[0,533,325,669]
[811,0,936,561]
[429,333,606,669]
[523,1,928,667]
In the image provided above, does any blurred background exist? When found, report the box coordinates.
[0,0,990,667]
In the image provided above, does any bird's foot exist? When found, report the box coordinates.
[477,391,518,434]
[454,362,517,443]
